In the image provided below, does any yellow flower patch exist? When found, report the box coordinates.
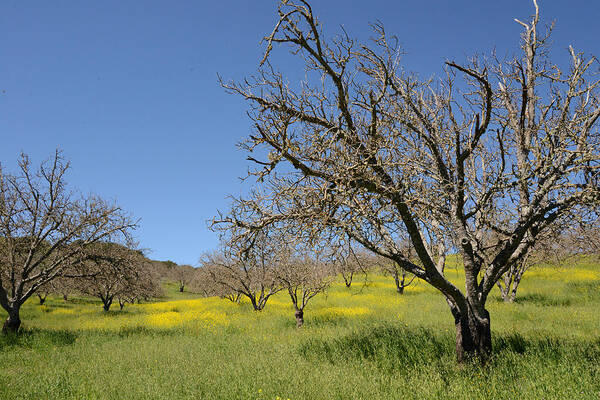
[526,267,600,282]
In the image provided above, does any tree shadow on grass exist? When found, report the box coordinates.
[495,332,600,362]
[299,325,600,371]
[513,293,572,307]
[0,328,77,351]
[299,325,453,372]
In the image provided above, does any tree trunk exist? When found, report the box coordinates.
[342,272,353,288]
[102,298,112,312]
[63,294,68,301]
[509,270,525,302]
[2,307,21,334]
[454,307,492,363]
[393,270,404,294]
[295,309,304,328]
[179,285,184,293]
[38,294,47,305]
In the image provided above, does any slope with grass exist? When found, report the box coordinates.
[1,261,599,399]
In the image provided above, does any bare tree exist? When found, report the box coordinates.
[189,264,231,299]
[116,265,162,310]
[377,240,417,294]
[77,243,161,311]
[218,1,600,362]
[329,237,368,288]
[498,218,600,302]
[201,231,284,311]
[36,285,50,305]
[278,251,333,327]
[379,257,415,295]
[49,276,76,302]
[170,264,196,293]
[0,152,137,332]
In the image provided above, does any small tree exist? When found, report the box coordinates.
[0,152,136,332]
[170,264,196,293]
[76,243,152,312]
[278,254,332,327]
[330,238,368,289]
[379,257,416,295]
[36,286,50,305]
[116,269,162,310]
[49,276,75,302]
[498,220,600,302]
[202,231,283,311]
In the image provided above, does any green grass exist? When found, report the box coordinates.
[0,262,599,399]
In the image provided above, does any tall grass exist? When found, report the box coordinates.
[0,262,599,399]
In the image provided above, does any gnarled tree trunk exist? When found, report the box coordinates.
[452,306,492,363]
[2,307,21,334]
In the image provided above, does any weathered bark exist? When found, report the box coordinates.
[453,307,492,363]
[295,309,304,328]
[2,308,21,334]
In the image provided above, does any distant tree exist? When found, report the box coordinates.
[278,254,333,327]
[35,276,77,304]
[36,287,50,305]
[330,238,368,289]
[218,0,600,362]
[202,232,283,311]
[49,276,76,302]
[378,241,424,294]
[116,258,163,309]
[170,264,196,293]
[0,151,136,333]
[76,243,155,312]
[379,257,416,295]
[497,219,600,302]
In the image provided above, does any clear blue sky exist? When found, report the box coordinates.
[2,1,599,265]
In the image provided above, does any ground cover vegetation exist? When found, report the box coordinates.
[0,261,598,399]
[1,0,600,398]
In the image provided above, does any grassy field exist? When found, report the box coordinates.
[1,261,599,399]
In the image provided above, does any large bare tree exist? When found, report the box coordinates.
[0,152,137,332]
[218,1,600,362]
